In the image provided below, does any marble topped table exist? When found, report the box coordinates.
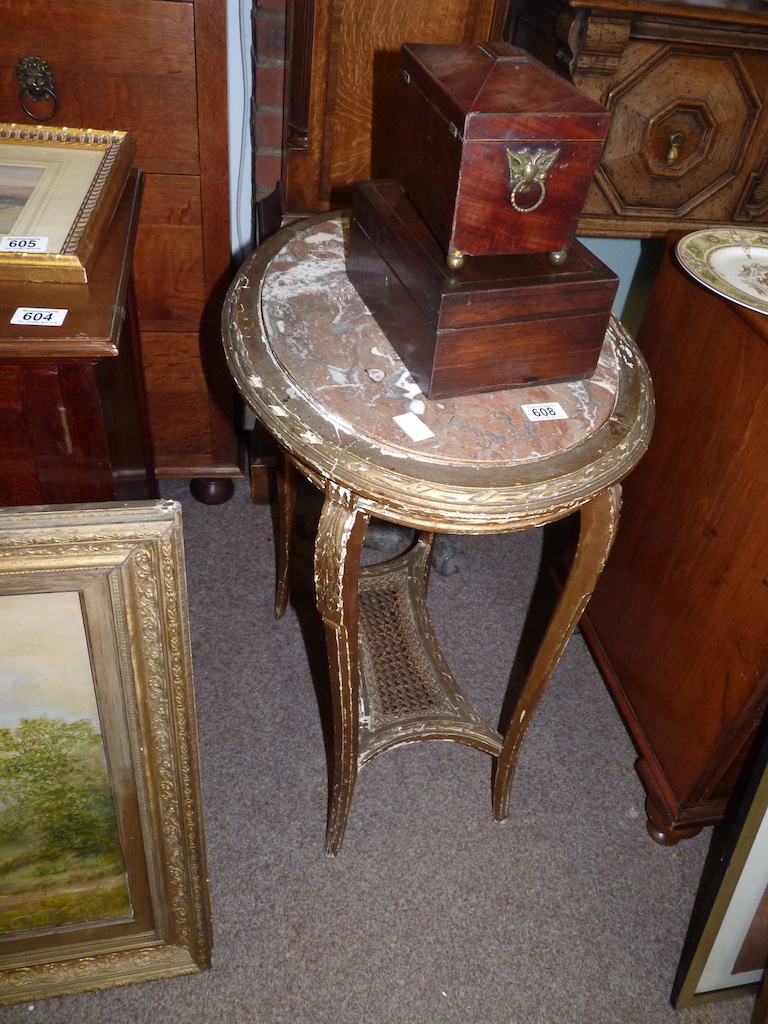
[223,213,654,855]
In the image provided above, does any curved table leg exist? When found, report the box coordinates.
[275,451,296,620]
[314,482,369,856]
[493,484,622,821]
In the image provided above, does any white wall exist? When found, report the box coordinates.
[226,0,254,263]
[579,236,665,335]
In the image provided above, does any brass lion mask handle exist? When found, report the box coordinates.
[16,56,59,121]
[506,146,560,213]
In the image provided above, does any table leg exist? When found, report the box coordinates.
[493,484,622,821]
[314,481,369,856]
[274,451,296,620]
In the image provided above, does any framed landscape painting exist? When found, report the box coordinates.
[0,501,211,1005]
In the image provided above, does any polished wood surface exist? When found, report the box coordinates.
[348,180,617,397]
[283,0,509,213]
[0,0,241,488]
[0,171,157,505]
[506,0,768,237]
[584,237,768,843]
[223,212,654,853]
[396,42,609,258]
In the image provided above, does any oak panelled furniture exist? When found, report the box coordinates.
[222,212,653,854]
[0,170,157,506]
[0,0,240,501]
[283,0,510,213]
[583,237,768,845]
[506,0,768,237]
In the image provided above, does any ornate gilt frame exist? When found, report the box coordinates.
[0,501,211,1005]
[0,123,136,283]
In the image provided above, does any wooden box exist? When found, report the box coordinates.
[347,180,618,399]
[396,42,610,263]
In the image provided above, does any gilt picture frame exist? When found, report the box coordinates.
[672,724,768,1008]
[0,501,211,1005]
[0,124,136,283]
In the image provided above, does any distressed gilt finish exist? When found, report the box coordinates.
[222,213,654,855]
[0,501,211,1005]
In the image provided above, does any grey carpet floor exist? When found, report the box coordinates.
[1,478,757,1023]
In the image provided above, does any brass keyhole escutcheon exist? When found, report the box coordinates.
[666,131,685,166]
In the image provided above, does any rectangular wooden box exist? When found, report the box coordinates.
[347,180,618,399]
[396,42,610,261]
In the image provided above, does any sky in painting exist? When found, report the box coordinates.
[0,591,100,729]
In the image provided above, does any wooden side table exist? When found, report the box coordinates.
[0,170,157,506]
[223,214,654,855]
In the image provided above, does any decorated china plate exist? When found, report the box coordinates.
[676,229,768,314]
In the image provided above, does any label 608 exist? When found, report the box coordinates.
[521,401,568,422]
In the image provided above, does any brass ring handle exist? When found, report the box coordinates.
[510,179,546,213]
[16,56,59,122]
[667,131,685,166]
[506,146,560,214]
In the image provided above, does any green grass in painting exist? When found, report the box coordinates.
[0,716,133,933]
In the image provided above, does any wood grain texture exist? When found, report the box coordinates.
[0,0,240,483]
[584,239,768,840]
[141,331,216,472]
[133,173,206,330]
[397,42,609,258]
[0,0,199,174]
[284,0,507,212]
[0,173,157,505]
[348,181,616,397]
[506,0,768,237]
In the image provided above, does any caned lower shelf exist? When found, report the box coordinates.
[357,536,502,765]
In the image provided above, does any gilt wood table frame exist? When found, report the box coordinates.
[222,213,654,855]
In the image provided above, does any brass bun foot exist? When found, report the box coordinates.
[547,248,568,266]
[446,250,465,269]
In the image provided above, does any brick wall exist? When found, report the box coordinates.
[252,0,287,202]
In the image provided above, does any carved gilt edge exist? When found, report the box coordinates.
[0,501,211,1005]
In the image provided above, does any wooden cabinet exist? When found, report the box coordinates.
[0,171,157,506]
[0,0,241,498]
[505,0,768,237]
[582,238,768,844]
[283,0,510,213]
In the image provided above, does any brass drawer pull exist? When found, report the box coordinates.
[16,56,59,121]
[667,131,685,166]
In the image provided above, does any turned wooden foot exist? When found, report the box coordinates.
[189,478,235,504]
[644,794,702,846]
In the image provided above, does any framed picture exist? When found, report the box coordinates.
[0,123,136,283]
[672,724,768,1008]
[0,501,211,1006]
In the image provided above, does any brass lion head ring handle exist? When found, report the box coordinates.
[16,57,59,121]
[506,145,560,213]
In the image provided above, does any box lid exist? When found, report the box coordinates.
[400,42,609,142]
[351,180,618,331]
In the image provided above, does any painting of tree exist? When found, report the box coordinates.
[0,592,132,935]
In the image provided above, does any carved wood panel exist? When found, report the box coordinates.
[506,0,768,238]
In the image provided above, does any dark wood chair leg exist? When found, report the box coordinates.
[275,452,297,620]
